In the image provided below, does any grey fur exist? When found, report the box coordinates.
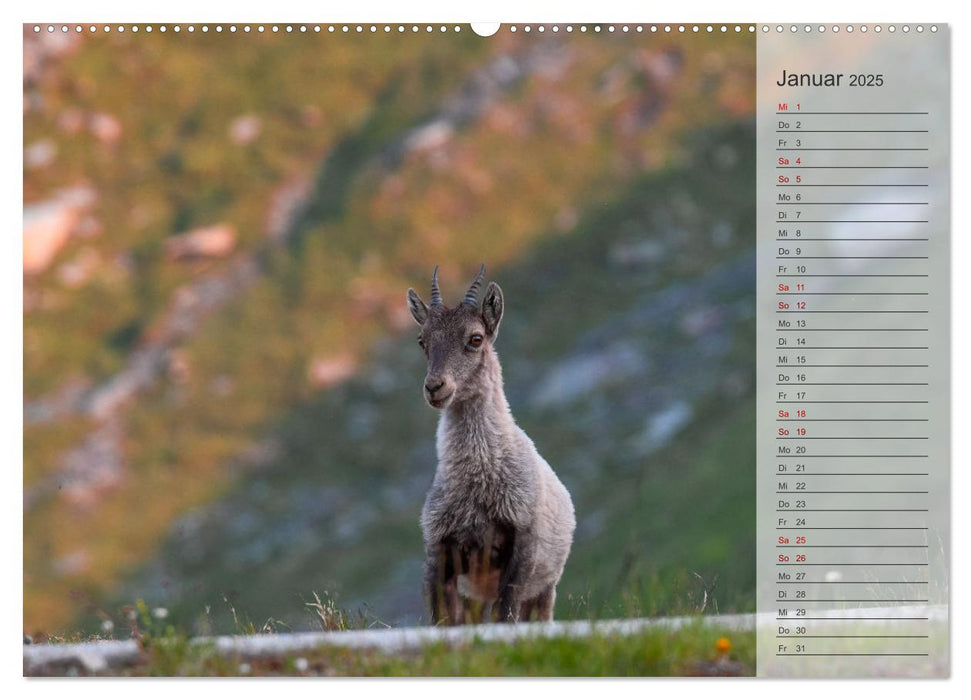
[407,265,576,624]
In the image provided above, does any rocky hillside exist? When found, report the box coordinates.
[23,26,755,635]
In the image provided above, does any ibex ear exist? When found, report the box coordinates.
[482,282,503,337]
[407,288,428,325]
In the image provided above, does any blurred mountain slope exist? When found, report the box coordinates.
[23,28,755,633]
[111,122,756,632]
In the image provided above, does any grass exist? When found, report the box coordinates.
[117,622,754,677]
[27,593,753,677]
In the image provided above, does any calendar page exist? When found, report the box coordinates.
[21,21,950,679]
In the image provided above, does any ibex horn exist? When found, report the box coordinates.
[430,265,443,307]
[463,264,486,307]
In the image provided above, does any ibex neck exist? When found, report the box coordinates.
[450,351,511,419]
[438,351,515,463]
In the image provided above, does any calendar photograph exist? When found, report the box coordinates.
[20,19,949,680]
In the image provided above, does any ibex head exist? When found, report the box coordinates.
[406,264,504,409]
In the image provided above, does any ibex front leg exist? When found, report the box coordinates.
[496,528,535,623]
[424,546,447,625]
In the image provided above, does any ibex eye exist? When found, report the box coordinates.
[468,334,484,349]
[417,337,425,349]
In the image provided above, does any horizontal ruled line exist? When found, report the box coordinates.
[776,184,929,187]
[775,365,929,368]
[775,238,929,241]
[775,600,929,603]
[776,528,929,530]
[777,617,928,620]
[775,401,928,404]
[776,254,929,257]
[775,165,929,170]
[775,130,929,133]
[776,635,930,639]
[775,383,929,386]
[773,581,928,586]
[774,456,928,458]
[777,166,928,169]
[776,473,930,476]
[776,329,929,332]
[775,347,929,349]
[776,202,928,205]
[777,509,928,512]
[774,542,929,545]
[775,310,929,313]
[776,561,928,563]
[775,226,928,228]
[775,111,928,115]
[775,654,929,657]
[775,419,929,421]
[776,148,928,151]
[775,294,929,296]
[776,493,927,496]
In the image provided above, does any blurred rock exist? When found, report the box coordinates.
[483,103,531,138]
[308,354,357,389]
[608,237,665,268]
[60,422,125,508]
[404,120,453,153]
[531,342,646,409]
[644,47,684,86]
[75,215,103,239]
[229,114,262,145]
[89,113,122,145]
[56,246,101,288]
[266,176,312,241]
[23,30,81,87]
[24,139,57,169]
[53,550,90,577]
[23,186,97,274]
[166,224,237,262]
[167,349,191,384]
[210,374,235,397]
[680,306,722,338]
[57,108,85,135]
[632,401,693,455]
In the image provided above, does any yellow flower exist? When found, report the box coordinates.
[715,636,732,654]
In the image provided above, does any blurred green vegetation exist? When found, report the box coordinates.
[24,27,755,636]
[126,624,754,677]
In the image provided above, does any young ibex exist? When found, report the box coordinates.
[407,264,575,624]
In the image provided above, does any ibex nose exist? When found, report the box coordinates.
[425,378,445,396]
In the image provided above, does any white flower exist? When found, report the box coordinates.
[152,607,169,620]
[101,619,115,633]
[238,663,252,675]
[294,657,309,672]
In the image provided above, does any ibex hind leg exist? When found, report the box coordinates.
[535,584,556,622]
[518,597,536,622]
[426,545,466,625]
